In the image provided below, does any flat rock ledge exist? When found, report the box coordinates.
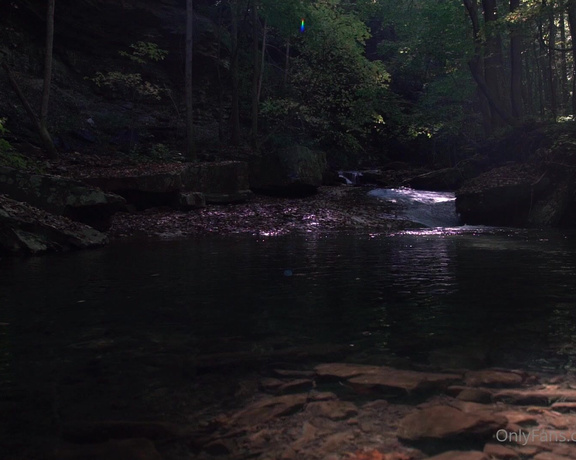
[36,361,576,460]
[0,194,108,254]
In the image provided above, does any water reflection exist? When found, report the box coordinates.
[2,230,576,395]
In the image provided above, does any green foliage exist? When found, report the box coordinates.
[90,42,168,101]
[92,71,165,100]
[261,1,391,157]
[119,41,168,64]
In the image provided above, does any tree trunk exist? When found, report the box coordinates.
[2,0,58,159]
[547,0,558,119]
[559,2,569,110]
[533,41,546,116]
[509,0,524,119]
[566,0,576,114]
[216,3,225,142]
[468,57,519,128]
[284,38,290,88]
[230,0,241,146]
[41,0,58,159]
[257,18,267,104]
[463,0,516,130]
[185,0,196,160]
[481,0,509,129]
[250,0,260,147]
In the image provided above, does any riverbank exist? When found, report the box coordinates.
[109,185,423,239]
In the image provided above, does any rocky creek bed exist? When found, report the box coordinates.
[10,357,576,460]
[107,185,422,240]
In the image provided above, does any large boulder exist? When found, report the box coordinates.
[249,146,327,196]
[0,166,126,230]
[455,163,552,226]
[78,163,189,210]
[77,161,251,208]
[0,194,108,255]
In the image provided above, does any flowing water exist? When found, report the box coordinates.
[368,187,460,228]
[2,188,576,452]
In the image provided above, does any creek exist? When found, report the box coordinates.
[2,189,576,449]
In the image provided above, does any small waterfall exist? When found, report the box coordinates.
[338,170,363,185]
[368,187,460,228]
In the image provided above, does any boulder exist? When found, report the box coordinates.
[0,166,126,230]
[250,146,327,196]
[455,163,576,227]
[0,194,108,255]
[79,163,188,210]
[78,161,251,208]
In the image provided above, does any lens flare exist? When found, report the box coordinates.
[300,18,305,33]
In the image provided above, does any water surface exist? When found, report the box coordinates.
[2,219,576,452]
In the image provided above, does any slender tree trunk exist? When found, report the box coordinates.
[533,41,546,116]
[559,2,569,110]
[2,63,55,154]
[464,0,516,130]
[510,0,524,119]
[230,0,241,146]
[283,38,290,88]
[547,0,558,119]
[185,0,196,160]
[216,4,225,142]
[250,0,260,147]
[257,18,267,104]
[566,0,576,114]
[482,0,508,129]
[41,0,57,159]
[3,0,57,159]
[523,48,535,115]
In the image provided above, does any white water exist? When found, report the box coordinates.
[338,170,363,185]
[368,187,460,228]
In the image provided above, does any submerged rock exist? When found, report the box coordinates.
[315,363,461,396]
[397,405,506,442]
[229,393,308,426]
[0,194,107,255]
[464,370,525,388]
